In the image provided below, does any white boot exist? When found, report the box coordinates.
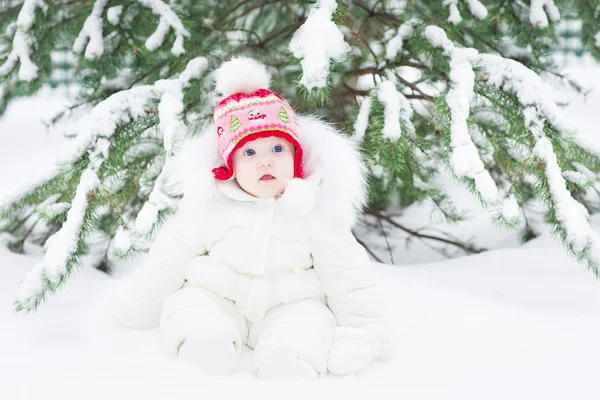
[178,325,241,375]
[327,327,380,375]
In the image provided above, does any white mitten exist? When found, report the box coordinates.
[278,176,319,216]
[327,327,381,375]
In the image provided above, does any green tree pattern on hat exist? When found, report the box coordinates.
[278,106,290,123]
[230,115,242,133]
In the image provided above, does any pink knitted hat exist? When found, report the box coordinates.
[211,57,303,181]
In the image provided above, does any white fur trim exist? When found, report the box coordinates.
[299,115,368,227]
[163,125,221,206]
[214,56,272,97]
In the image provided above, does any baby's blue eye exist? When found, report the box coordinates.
[272,145,284,153]
[244,149,256,156]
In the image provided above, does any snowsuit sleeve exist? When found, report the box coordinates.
[311,221,394,359]
[116,207,207,329]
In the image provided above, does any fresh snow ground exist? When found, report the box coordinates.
[3,243,600,399]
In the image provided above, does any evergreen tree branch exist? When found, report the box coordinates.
[364,208,487,254]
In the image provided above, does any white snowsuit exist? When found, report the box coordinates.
[117,115,394,379]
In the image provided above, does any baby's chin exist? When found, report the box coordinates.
[247,180,286,198]
[251,186,285,198]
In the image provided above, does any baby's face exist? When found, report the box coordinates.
[232,137,295,198]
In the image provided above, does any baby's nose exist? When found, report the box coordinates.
[258,156,274,167]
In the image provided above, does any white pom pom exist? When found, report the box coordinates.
[214,56,271,97]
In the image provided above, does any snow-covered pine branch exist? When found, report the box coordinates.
[352,77,415,144]
[14,84,160,311]
[352,96,372,143]
[137,0,191,56]
[529,0,560,28]
[385,19,418,61]
[13,56,208,311]
[107,5,123,26]
[73,0,190,60]
[442,0,487,25]
[289,0,350,91]
[425,26,499,204]
[377,80,414,142]
[426,23,600,274]
[114,57,209,256]
[0,0,47,81]
[72,0,109,59]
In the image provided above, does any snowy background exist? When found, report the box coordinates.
[2,54,600,399]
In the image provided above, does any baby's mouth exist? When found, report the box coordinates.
[259,174,276,181]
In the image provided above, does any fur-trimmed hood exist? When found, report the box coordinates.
[164,115,368,228]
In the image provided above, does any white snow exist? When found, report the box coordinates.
[595,32,600,48]
[425,26,499,203]
[443,0,462,24]
[138,0,191,55]
[16,169,99,309]
[385,19,417,60]
[424,25,454,51]
[73,0,109,60]
[465,0,488,19]
[353,96,372,142]
[529,0,560,28]
[562,162,596,186]
[3,241,600,398]
[500,195,521,223]
[0,0,47,82]
[155,79,186,155]
[443,0,487,24]
[179,56,208,86]
[107,5,124,26]
[289,0,351,90]
[377,81,403,141]
[145,19,170,51]
[41,202,72,218]
[112,225,132,255]
[171,34,185,56]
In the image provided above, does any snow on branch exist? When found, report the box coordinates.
[0,0,47,82]
[137,0,191,56]
[14,56,210,310]
[73,0,109,59]
[595,32,600,48]
[474,53,600,260]
[385,19,418,60]
[15,85,160,311]
[442,0,488,25]
[377,80,414,142]
[114,57,209,255]
[529,0,560,28]
[352,96,371,143]
[425,25,499,204]
[107,5,123,26]
[289,0,350,90]
[425,23,600,271]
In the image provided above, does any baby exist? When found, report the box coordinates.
[117,57,394,380]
